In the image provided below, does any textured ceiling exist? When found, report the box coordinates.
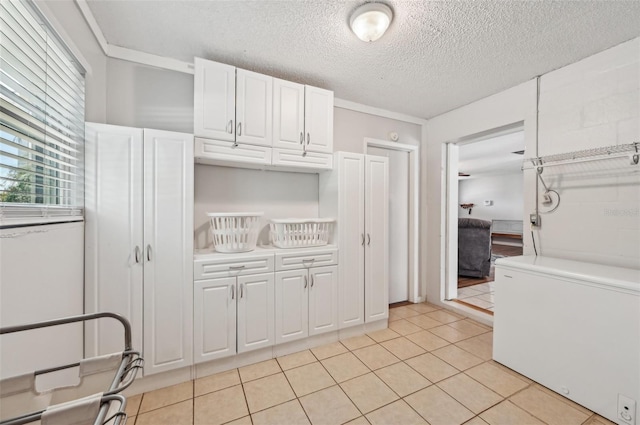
[86,0,640,119]
[459,131,525,177]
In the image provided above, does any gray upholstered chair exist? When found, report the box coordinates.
[458,218,492,277]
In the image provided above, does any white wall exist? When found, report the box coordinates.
[535,39,639,267]
[194,166,319,249]
[426,37,639,304]
[334,107,421,153]
[106,58,194,133]
[0,223,84,383]
[458,173,524,221]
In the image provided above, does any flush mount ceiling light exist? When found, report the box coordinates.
[350,3,393,42]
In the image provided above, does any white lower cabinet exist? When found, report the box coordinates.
[194,247,338,363]
[275,265,338,344]
[193,253,275,363]
[194,277,236,363]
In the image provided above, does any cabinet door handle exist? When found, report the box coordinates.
[300,132,304,145]
[367,234,371,246]
[230,285,235,300]
[134,246,141,264]
[146,244,152,261]
[240,283,244,298]
[227,120,233,134]
[304,275,308,289]
[306,132,310,145]
[229,265,246,270]
[361,234,365,246]
[237,122,242,136]
[302,258,315,265]
[310,275,314,288]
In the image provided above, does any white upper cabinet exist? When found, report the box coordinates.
[194,59,235,142]
[304,86,334,154]
[236,69,273,147]
[273,79,305,150]
[194,58,273,147]
[273,80,334,154]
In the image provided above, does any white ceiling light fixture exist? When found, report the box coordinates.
[350,3,393,42]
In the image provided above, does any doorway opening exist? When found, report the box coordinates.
[445,125,525,314]
[364,138,419,305]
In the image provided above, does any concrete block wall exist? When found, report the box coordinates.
[535,38,640,268]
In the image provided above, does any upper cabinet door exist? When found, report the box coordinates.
[273,78,305,150]
[142,129,194,375]
[304,86,334,154]
[194,58,235,141]
[84,123,144,359]
[365,155,389,323]
[236,69,273,147]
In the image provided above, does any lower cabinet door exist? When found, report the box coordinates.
[309,266,338,336]
[237,273,275,353]
[275,269,309,344]
[194,277,236,363]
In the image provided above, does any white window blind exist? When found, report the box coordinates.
[0,0,85,225]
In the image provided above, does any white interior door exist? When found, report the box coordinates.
[368,147,409,303]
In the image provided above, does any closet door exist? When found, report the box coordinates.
[194,278,236,363]
[194,58,236,141]
[142,129,194,375]
[274,269,308,344]
[237,273,275,353]
[273,78,305,151]
[338,153,366,328]
[309,266,338,336]
[236,69,273,147]
[365,155,389,322]
[84,123,144,358]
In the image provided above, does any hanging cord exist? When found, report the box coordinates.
[530,225,538,255]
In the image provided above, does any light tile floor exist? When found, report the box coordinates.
[125,302,614,425]
[457,282,495,311]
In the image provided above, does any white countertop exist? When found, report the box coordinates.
[194,244,338,261]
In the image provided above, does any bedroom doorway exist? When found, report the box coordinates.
[444,125,525,314]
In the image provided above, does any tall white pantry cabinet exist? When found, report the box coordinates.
[84,123,194,376]
[319,152,389,328]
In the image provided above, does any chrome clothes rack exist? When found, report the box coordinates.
[522,142,639,171]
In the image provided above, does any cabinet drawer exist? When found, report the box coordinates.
[195,138,272,167]
[275,248,338,271]
[195,254,275,280]
[271,148,333,171]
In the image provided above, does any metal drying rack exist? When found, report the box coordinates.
[522,142,640,172]
[0,312,144,425]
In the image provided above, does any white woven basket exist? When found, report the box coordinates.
[270,218,335,249]
[208,212,264,253]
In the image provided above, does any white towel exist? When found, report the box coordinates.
[41,392,103,425]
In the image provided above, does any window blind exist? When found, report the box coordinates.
[0,0,85,224]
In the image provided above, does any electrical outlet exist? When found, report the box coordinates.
[618,394,636,425]
[529,213,541,227]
